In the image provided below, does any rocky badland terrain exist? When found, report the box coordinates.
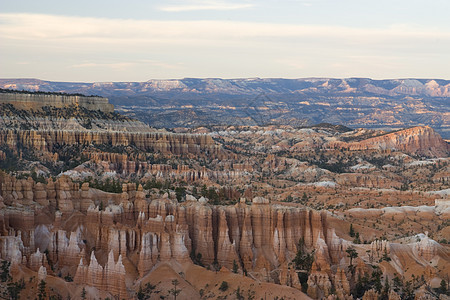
[0,77,449,139]
[0,91,449,299]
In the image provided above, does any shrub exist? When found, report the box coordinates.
[219,281,229,291]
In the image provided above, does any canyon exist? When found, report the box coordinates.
[0,91,449,299]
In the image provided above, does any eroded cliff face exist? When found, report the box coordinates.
[328,126,450,157]
[0,98,225,171]
[0,173,448,299]
[0,92,114,113]
[0,129,221,159]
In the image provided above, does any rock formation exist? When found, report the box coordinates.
[0,129,221,158]
[0,92,114,112]
[415,234,438,261]
[74,251,127,298]
[328,126,449,157]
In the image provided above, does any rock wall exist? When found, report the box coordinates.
[0,93,114,113]
[0,129,221,158]
[83,152,247,181]
[327,126,449,157]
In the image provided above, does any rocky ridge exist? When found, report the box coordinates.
[2,78,450,97]
[0,90,113,112]
[0,99,224,171]
[328,126,450,157]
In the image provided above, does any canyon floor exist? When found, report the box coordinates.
[0,91,449,300]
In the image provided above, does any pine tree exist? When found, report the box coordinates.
[81,287,87,300]
[168,279,181,300]
[0,260,25,300]
[137,282,156,300]
[440,279,447,294]
[37,280,47,300]
[232,260,239,273]
[381,276,390,299]
[346,246,358,267]
[349,224,355,237]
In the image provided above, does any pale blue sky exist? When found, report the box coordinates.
[1,0,450,82]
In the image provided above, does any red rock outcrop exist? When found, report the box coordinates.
[74,251,127,298]
[328,126,449,157]
[362,289,379,300]
[335,173,402,189]
[307,262,332,299]
[415,235,438,261]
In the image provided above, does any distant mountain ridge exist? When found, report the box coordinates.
[0,77,449,138]
[1,77,450,97]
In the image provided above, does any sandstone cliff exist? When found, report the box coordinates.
[0,92,114,113]
[328,126,449,157]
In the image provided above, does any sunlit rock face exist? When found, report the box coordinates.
[328,126,449,157]
[0,92,114,112]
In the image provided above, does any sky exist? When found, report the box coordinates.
[1,0,450,82]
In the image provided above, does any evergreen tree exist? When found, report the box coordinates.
[81,287,87,300]
[371,269,382,293]
[0,260,25,300]
[37,280,47,300]
[219,281,229,291]
[175,187,186,202]
[381,276,390,300]
[201,184,208,197]
[232,260,239,274]
[168,279,181,300]
[137,282,156,300]
[440,279,448,294]
[0,261,11,283]
[292,238,315,292]
[346,246,358,267]
[349,224,355,237]
[235,287,244,300]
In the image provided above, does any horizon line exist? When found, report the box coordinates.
[1,76,450,83]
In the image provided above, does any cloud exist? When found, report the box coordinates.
[70,60,183,70]
[159,1,254,12]
[1,13,449,80]
[276,59,305,70]
[71,62,134,69]
[0,13,448,44]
